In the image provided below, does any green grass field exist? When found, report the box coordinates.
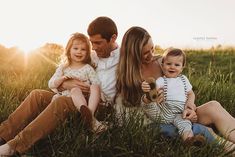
[0,46,235,157]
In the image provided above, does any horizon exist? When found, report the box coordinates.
[1,0,235,52]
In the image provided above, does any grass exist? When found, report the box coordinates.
[0,47,235,156]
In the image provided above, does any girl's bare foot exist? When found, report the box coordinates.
[92,119,108,134]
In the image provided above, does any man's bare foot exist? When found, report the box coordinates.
[0,143,15,156]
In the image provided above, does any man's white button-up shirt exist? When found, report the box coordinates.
[91,48,120,102]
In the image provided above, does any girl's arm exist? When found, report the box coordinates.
[48,65,66,93]
[52,76,70,88]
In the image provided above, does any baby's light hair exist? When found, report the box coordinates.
[162,48,186,66]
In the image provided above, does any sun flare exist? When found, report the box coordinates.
[20,46,34,55]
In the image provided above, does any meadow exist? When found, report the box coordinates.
[0,45,235,157]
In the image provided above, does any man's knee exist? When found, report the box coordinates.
[30,89,43,96]
[30,89,53,98]
[52,96,74,111]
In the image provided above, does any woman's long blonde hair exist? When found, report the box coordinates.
[116,26,151,106]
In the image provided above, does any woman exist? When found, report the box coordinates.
[115,26,235,148]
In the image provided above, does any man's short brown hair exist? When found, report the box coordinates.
[87,16,118,42]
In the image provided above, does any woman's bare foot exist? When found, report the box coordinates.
[0,143,15,156]
[218,137,235,155]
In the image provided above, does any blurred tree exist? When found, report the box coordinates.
[154,45,163,55]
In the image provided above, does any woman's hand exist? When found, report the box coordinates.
[156,88,164,104]
[182,108,198,123]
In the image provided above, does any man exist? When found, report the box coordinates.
[61,16,119,104]
[0,16,120,156]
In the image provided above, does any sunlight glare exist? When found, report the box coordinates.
[20,46,34,55]
[18,42,42,55]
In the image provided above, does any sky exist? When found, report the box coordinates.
[0,0,235,52]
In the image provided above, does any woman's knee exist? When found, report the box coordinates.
[206,100,222,111]
[197,100,222,124]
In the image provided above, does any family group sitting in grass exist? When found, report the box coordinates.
[0,16,235,156]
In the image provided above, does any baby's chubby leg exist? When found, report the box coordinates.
[182,130,194,141]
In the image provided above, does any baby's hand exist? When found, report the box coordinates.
[141,81,151,92]
[185,103,197,112]
[182,108,198,123]
[145,77,158,102]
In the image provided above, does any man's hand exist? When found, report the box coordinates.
[59,78,90,94]
[182,108,198,123]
